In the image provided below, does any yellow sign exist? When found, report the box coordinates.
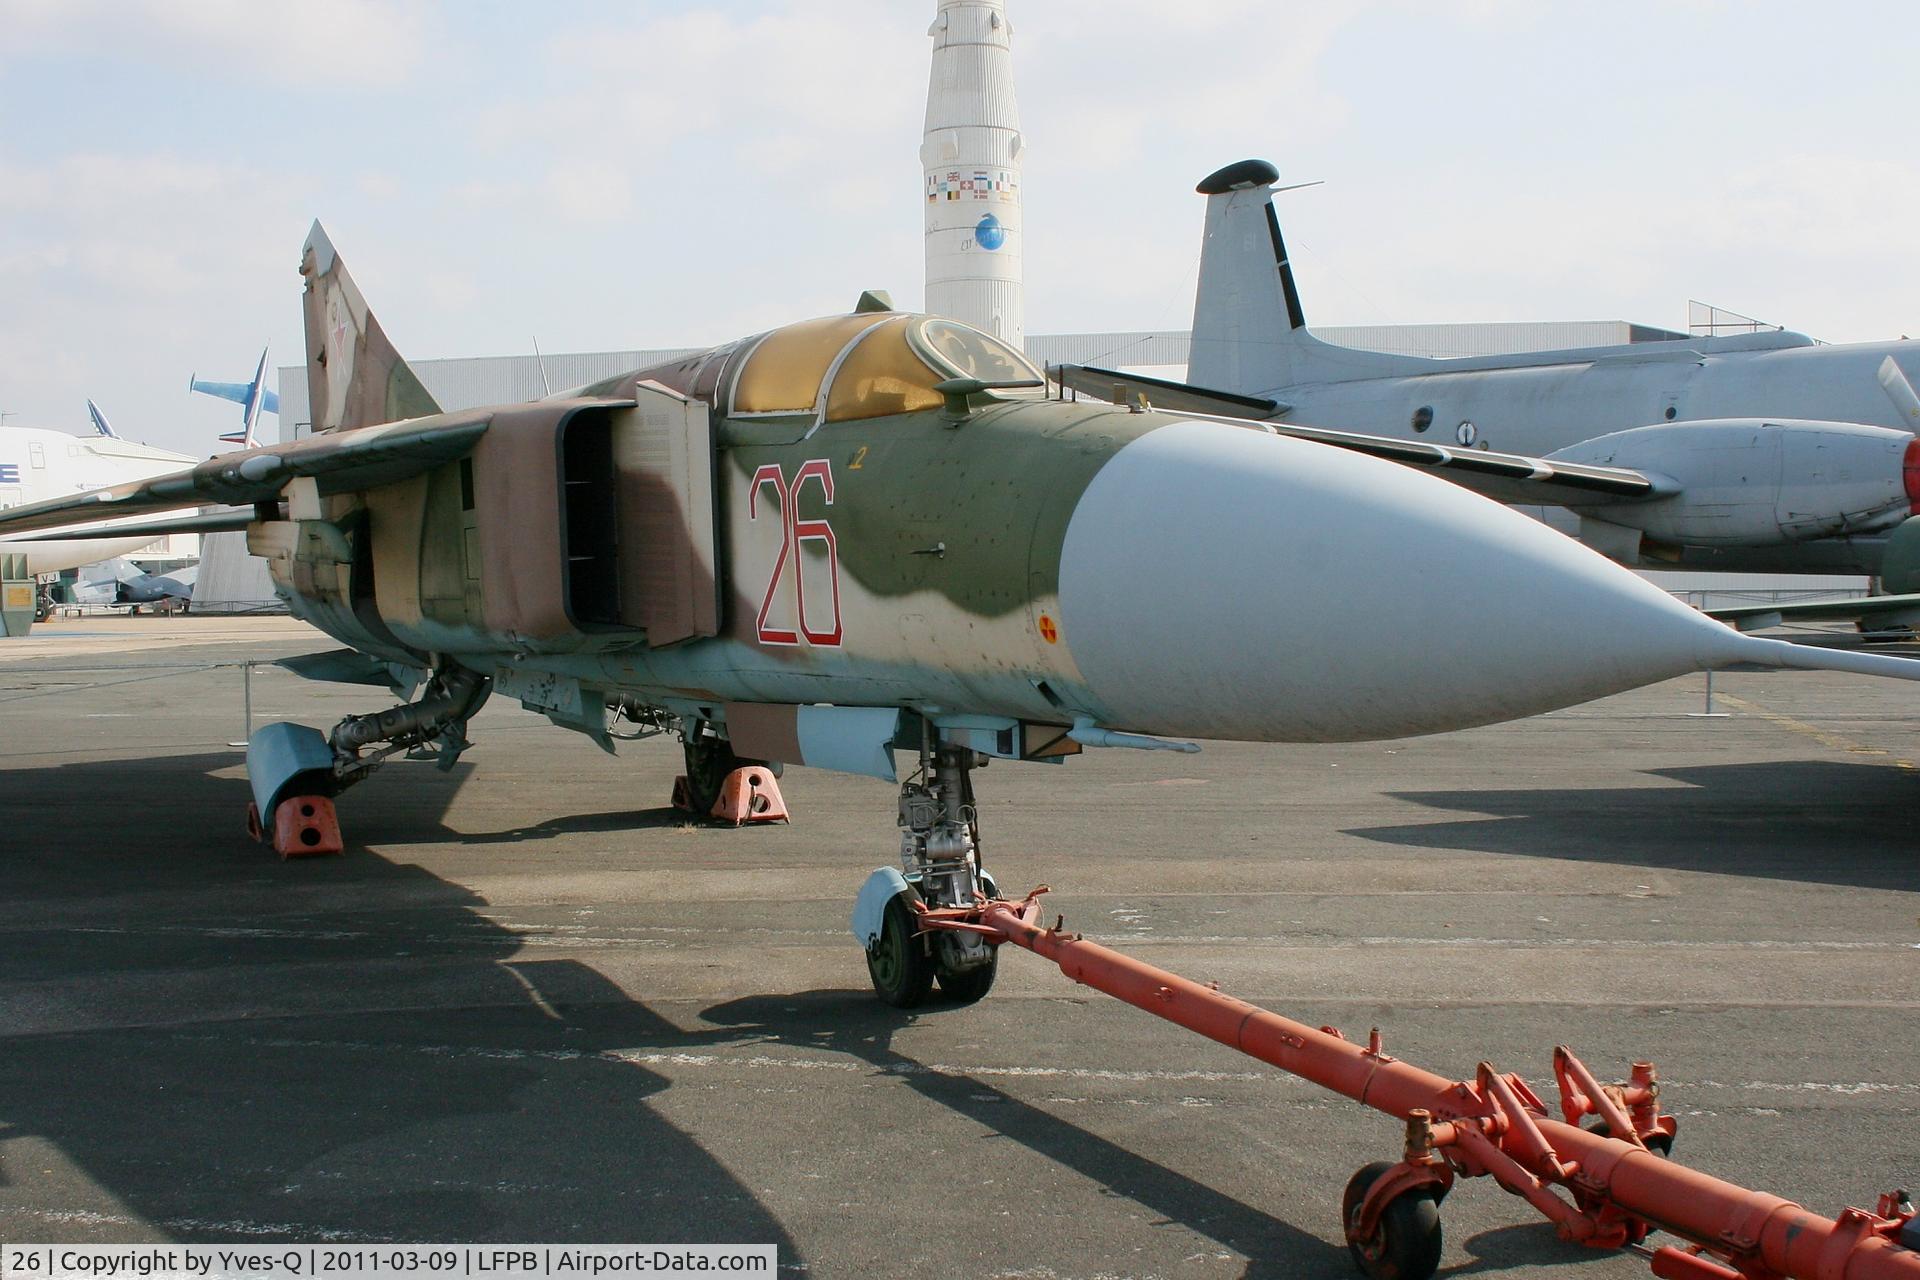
[2,584,32,610]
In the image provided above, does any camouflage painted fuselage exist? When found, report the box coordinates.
[242,226,1816,763]
[258,331,1160,748]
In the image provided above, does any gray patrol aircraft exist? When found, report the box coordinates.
[1058,160,1920,593]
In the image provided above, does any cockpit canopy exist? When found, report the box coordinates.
[727,312,1045,425]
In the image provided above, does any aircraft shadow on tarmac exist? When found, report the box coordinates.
[0,751,800,1254]
[1349,760,1920,891]
[699,989,1353,1280]
[0,751,1347,1276]
[1441,1222,1607,1278]
[0,749,1620,1277]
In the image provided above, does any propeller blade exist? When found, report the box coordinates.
[1878,355,1920,428]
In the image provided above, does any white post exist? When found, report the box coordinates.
[1687,668,1730,718]
[228,660,254,748]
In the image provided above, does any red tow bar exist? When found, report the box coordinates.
[916,888,1920,1280]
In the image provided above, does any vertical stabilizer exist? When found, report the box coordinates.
[1189,161,1298,395]
[299,222,441,435]
[1188,160,1420,396]
[231,346,272,448]
[85,399,119,440]
[191,345,283,447]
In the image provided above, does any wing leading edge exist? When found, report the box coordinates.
[1054,363,1657,507]
[1052,364,1656,507]
[1711,593,1920,633]
[0,414,492,540]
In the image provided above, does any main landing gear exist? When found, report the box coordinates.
[856,739,1000,1008]
[244,662,490,857]
[672,720,789,825]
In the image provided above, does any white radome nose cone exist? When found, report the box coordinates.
[1058,421,1745,742]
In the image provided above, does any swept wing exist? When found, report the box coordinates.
[0,415,491,539]
[1710,593,1920,633]
[1053,365,1656,507]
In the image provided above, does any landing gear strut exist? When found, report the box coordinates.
[680,722,744,815]
[860,738,1000,1008]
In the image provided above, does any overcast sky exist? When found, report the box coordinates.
[2,0,1915,454]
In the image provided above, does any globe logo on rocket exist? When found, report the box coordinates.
[974,213,1006,251]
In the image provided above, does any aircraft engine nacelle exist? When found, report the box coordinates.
[1546,418,1919,547]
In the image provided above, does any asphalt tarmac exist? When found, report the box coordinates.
[1,615,1915,1279]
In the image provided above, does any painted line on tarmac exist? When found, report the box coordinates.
[7,1206,390,1240]
[499,961,565,1020]
[1685,1079,1920,1095]
[1716,692,1919,770]
[165,1032,1274,1084]
[160,1033,1920,1098]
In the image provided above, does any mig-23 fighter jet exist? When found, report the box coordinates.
[4,223,1918,1007]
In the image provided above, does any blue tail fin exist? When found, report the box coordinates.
[190,345,279,448]
[84,399,119,439]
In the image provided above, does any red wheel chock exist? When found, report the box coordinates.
[913,889,1920,1280]
[246,796,343,858]
[709,766,789,826]
[672,768,791,825]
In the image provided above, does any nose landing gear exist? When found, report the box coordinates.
[855,738,1001,1008]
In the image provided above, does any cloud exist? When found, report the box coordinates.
[543,164,634,225]
[0,0,430,85]
[472,3,924,181]
[0,149,304,449]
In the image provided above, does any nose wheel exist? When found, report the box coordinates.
[863,876,1003,1008]
[866,893,936,1008]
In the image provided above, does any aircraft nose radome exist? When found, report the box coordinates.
[1057,421,1744,743]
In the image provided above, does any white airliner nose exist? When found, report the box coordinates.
[1057,420,1750,742]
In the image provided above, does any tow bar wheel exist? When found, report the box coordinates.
[1343,1161,1443,1280]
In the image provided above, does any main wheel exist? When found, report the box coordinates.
[681,725,780,816]
[682,729,742,815]
[866,894,935,1008]
[1342,1162,1442,1280]
[936,945,998,1004]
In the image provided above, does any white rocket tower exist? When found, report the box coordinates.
[922,0,1024,350]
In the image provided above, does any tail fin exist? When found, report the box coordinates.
[299,222,441,434]
[191,344,283,448]
[232,346,271,448]
[85,399,119,439]
[1188,160,1424,396]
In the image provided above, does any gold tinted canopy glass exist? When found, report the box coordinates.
[732,313,893,415]
[735,312,1047,424]
[824,316,946,423]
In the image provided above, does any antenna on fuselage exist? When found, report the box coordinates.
[532,336,552,399]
